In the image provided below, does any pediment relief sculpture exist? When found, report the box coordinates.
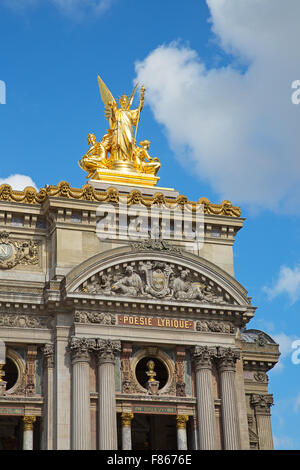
[78,261,236,305]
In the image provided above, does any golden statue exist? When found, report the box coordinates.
[78,75,161,187]
[146,359,157,382]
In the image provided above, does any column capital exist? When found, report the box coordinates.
[216,347,240,372]
[69,337,96,363]
[176,415,189,430]
[42,344,54,368]
[121,412,134,427]
[23,416,36,431]
[251,394,274,414]
[94,339,121,365]
[192,345,217,370]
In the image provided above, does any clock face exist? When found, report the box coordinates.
[0,243,13,261]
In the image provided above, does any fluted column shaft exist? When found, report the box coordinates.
[69,337,94,450]
[193,346,218,450]
[95,339,121,450]
[217,348,241,450]
[42,344,54,450]
[251,394,274,449]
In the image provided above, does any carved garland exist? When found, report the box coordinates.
[0,181,241,217]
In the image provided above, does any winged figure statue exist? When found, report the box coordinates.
[79,75,161,181]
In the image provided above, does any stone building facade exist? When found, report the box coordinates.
[0,180,279,450]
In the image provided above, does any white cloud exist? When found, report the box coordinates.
[1,0,113,18]
[264,265,300,303]
[135,0,300,211]
[0,174,38,191]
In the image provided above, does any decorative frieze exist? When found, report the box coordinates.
[0,232,39,270]
[74,311,116,325]
[196,320,235,334]
[0,181,241,218]
[0,314,51,329]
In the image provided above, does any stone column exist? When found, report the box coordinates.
[251,394,274,449]
[192,346,218,450]
[121,412,134,450]
[217,347,241,450]
[69,337,95,450]
[95,339,121,450]
[42,344,54,450]
[23,416,36,450]
[176,415,189,450]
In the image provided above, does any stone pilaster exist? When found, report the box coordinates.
[121,412,134,450]
[95,339,121,450]
[175,346,186,397]
[216,347,241,450]
[25,345,37,396]
[42,344,54,450]
[192,346,218,450]
[69,337,95,450]
[23,416,36,450]
[251,394,274,449]
[176,415,189,450]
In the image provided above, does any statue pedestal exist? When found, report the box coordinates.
[89,168,160,188]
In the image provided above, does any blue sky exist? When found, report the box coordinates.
[0,0,300,450]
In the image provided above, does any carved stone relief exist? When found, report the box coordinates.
[0,232,39,270]
[196,320,235,334]
[79,261,234,305]
[74,311,116,325]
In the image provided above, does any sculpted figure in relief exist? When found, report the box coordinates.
[111,266,144,296]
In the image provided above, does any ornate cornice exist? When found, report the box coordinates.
[0,181,241,217]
